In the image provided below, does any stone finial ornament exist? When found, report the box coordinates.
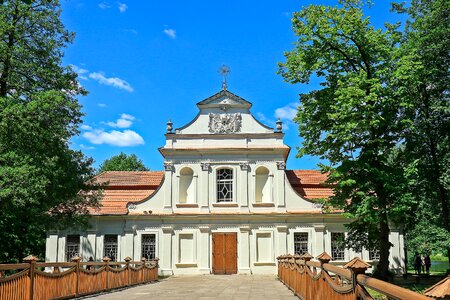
[166,119,173,133]
[276,118,283,132]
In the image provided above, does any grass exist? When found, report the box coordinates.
[365,274,446,299]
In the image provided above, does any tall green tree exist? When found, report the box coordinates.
[278,1,412,279]
[98,152,149,173]
[393,0,450,263]
[0,0,100,262]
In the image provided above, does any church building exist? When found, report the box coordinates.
[45,87,405,275]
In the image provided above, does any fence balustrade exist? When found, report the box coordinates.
[0,255,158,300]
[277,253,431,300]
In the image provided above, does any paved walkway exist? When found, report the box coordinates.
[90,275,297,300]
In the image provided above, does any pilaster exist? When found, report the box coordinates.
[84,230,97,261]
[45,231,58,262]
[161,226,174,275]
[239,226,251,274]
[163,162,174,212]
[198,226,210,274]
[200,163,210,210]
[276,225,288,255]
[276,162,286,207]
[313,224,326,256]
[123,225,135,261]
[240,163,249,209]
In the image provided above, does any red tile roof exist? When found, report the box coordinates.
[89,170,333,215]
[89,171,163,215]
[286,170,334,200]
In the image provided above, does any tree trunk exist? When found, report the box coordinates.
[376,213,391,281]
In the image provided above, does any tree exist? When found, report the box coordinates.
[0,0,100,262]
[278,1,412,279]
[392,0,450,264]
[98,152,149,173]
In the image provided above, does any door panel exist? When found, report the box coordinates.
[212,233,237,274]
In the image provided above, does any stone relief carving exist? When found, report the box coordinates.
[208,113,242,134]
[164,162,174,171]
[239,162,249,170]
[276,161,286,170]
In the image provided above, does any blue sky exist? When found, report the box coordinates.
[61,0,401,171]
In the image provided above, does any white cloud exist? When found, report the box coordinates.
[80,144,96,150]
[83,129,144,146]
[118,2,128,12]
[275,103,298,120]
[163,28,176,39]
[70,64,89,80]
[98,2,111,9]
[105,113,135,128]
[80,124,93,130]
[98,103,107,108]
[89,72,134,92]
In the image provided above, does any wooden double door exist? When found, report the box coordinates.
[212,232,237,274]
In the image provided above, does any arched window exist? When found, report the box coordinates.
[217,168,233,202]
[179,167,194,203]
[255,166,270,203]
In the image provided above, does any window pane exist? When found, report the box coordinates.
[66,235,80,262]
[217,168,233,202]
[331,232,345,261]
[104,235,118,262]
[294,233,308,255]
[141,234,156,260]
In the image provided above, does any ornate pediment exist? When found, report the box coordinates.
[197,90,251,109]
[208,113,242,134]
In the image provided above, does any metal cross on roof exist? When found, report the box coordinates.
[218,65,230,90]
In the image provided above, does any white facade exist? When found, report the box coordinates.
[45,89,405,275]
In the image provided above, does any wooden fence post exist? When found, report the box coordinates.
[71,255,82,297]
[141,257,146,283]
[344,257,370,298]
[103,256,111,291]
[124,256,132,286]
[23,255,39,300]
[316,252,332,299]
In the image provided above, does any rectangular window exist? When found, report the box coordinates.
[103,235,118,262]
[294,233,308,255]
[65,235,80,262]
[369,248,380,260]
[141,234,156,260]
[217,168,233,202]
[331,232,345,261]
[256,232,272,262]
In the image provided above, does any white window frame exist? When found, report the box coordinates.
[289,228,312,256]
[65,234,81,262]
[102,234,119,262]
[330,232,346,261]
[214,166,236,203]
[138,231,159,261]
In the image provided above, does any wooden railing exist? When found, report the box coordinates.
[0,255,158,300]
[277,253,431,300]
